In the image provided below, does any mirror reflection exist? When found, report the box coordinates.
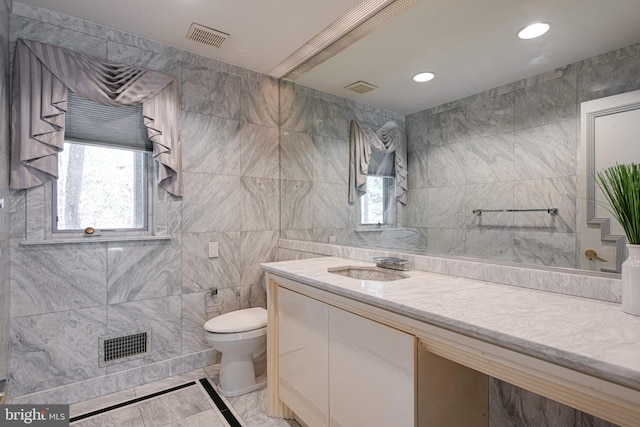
[279,0,640,273]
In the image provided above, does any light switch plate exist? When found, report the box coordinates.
[208,242,219,258]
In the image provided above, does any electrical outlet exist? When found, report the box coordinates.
[208,242,219,258]
[328,235,336,243]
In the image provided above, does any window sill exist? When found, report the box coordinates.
[19,235,171,246]
[354,226,411,233]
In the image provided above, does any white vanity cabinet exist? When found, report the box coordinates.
[329,306,414,427]
[275,285,415,427]
[277,286,329,427]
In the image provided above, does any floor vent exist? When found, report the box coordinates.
[345,80,378,94]
[186,23,229,48]
[99,331,149,366]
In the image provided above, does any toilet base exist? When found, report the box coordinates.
[219,373,266,397]
[218,353,267,397]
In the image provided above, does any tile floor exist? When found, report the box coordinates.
[69,366,301,427]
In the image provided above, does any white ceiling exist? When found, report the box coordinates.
[19,0,640,115]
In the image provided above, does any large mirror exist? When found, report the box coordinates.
[279,0,640,274]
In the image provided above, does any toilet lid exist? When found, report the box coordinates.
[204,307,267,333]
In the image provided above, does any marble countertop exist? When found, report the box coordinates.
[261,257,640,392]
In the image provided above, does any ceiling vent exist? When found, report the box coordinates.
[345,81,378,94]
[186,23,229,48]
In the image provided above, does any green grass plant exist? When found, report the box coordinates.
[595,163,640,245]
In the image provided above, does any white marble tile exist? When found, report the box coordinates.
[72,405,144,427]
[427,141,466,187]
[407,149,428,189]
[240,123,279,179]
[10,240,107,316]
[10,307,107,397]
[426,107,469,145]
[240,230,279,288]
[181,232,241,293]
[240,76,279,128]
[514,120,577,180]
[489,377,576,427]
[513,231,577,269]
[465,182,515,229]
[427,186,465,228]
[181,112,242,175]
[464,92,515,138]
[466,229,515,262]
[280,180,313,230]
[465,133,515,184]
[515,74,578,130]
[181,64,241,120]
[70,388,137,417]
[181,292,210,355]
[405,188,429,228]
[133,369,206,397]
[513,177,576,233]
[312,183,349,229]
[579,52,640,102]
[137,386,212,426]
[312,135,349,184]
[107,238,181,304]
[182,173,241,233]
[162,409,229,427]
[241,177,279,231]
[280,131,313,182]
[405,113,429,152]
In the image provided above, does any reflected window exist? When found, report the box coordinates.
[360,176,395,226]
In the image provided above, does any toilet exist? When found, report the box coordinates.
[204,307,268,396]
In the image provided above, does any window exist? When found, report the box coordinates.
[54,142,147,231]
[360,176,396,226]
[52,91,151,233]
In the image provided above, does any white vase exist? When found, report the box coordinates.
[622,244,640,316]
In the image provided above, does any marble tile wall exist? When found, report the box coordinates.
[6,1,279,399]
[0,0,11,386]
[279,80,409,247]
[405,43,640,269]
[489,378,617,427]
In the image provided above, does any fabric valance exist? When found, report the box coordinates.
[348,120,407,205]
[10,38,182,196]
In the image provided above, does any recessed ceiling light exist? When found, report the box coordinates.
[517,22,551,40]
[413,72,435,83]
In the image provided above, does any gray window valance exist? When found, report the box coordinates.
[348,120,407,204]
[10,38,182,196]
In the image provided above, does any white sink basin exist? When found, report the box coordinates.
[327,266,408,282]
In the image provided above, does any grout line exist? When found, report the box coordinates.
[199,378,243,427]
[69,381,196,423]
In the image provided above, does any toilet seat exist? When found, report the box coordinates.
[204,307,267,333]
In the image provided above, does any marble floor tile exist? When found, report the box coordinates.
[72,405,144,427]
[136,386,212,425]
[70,388,137,417]
[132,368,207,397]
[69,365,301,427]
[162,409,229,427]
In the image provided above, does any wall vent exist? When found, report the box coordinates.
[186,23,230,48]
[345,81,378,94]
[99,331,149,366]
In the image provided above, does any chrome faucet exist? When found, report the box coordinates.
[373,257,410,271]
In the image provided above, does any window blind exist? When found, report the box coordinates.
[65,91,151,152]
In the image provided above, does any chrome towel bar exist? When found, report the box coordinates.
[472,208,558,216]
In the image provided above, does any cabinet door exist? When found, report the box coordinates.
[278,287,329,427]
[329,307,415,427]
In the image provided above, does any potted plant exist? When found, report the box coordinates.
[596,163,640,316]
